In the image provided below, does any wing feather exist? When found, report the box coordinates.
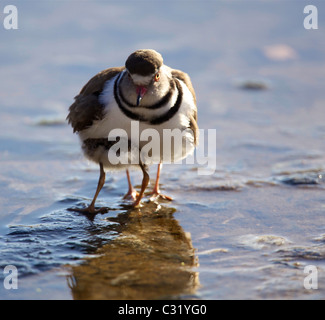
[171,69,198,145]
[67,67,124,132]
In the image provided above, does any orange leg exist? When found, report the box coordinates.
[123,169,139,201]
[150,163,172,201]
[132,163,150,207]
[70,162,108,214]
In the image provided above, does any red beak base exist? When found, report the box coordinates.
[136,86,147,106]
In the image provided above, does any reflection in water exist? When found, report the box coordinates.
[67,202,199,300]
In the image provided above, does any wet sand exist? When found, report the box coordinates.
[0,1,325,299]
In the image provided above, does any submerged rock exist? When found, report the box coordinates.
[238,80,269,90]
[238,234,291,250]
[276,172,324,186]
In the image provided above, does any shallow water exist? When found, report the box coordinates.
[1,0,325,299]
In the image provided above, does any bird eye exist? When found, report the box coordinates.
[154,73,160,81]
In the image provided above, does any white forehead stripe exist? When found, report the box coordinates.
[130,73,155,86]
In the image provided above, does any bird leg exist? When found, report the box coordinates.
[123,169,139,201]
[70,162,108,214]
[132,163,150,207]
[149,163,172,201]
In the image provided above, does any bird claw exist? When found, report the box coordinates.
[149,192,173,202]
[131,200,143,208]
[123,189,140,202]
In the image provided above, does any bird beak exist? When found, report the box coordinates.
[136,86,147,106]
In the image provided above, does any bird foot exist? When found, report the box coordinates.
[149,191,173,202]
[131,199,143,208]
[123,188,140,202]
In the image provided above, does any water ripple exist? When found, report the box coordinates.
[0,209,118,279]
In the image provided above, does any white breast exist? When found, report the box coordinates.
[79,75,196,165]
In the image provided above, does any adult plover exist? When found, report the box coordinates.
[67,49,198,213]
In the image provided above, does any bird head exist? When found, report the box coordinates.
[124,49,166,106]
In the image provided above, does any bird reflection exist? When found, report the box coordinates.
[67,202,199,300]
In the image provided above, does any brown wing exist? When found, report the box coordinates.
[172,69,198,145]
[171,69,197,106]
[67,66,125,133]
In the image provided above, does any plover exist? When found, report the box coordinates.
[67,49,198,213]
